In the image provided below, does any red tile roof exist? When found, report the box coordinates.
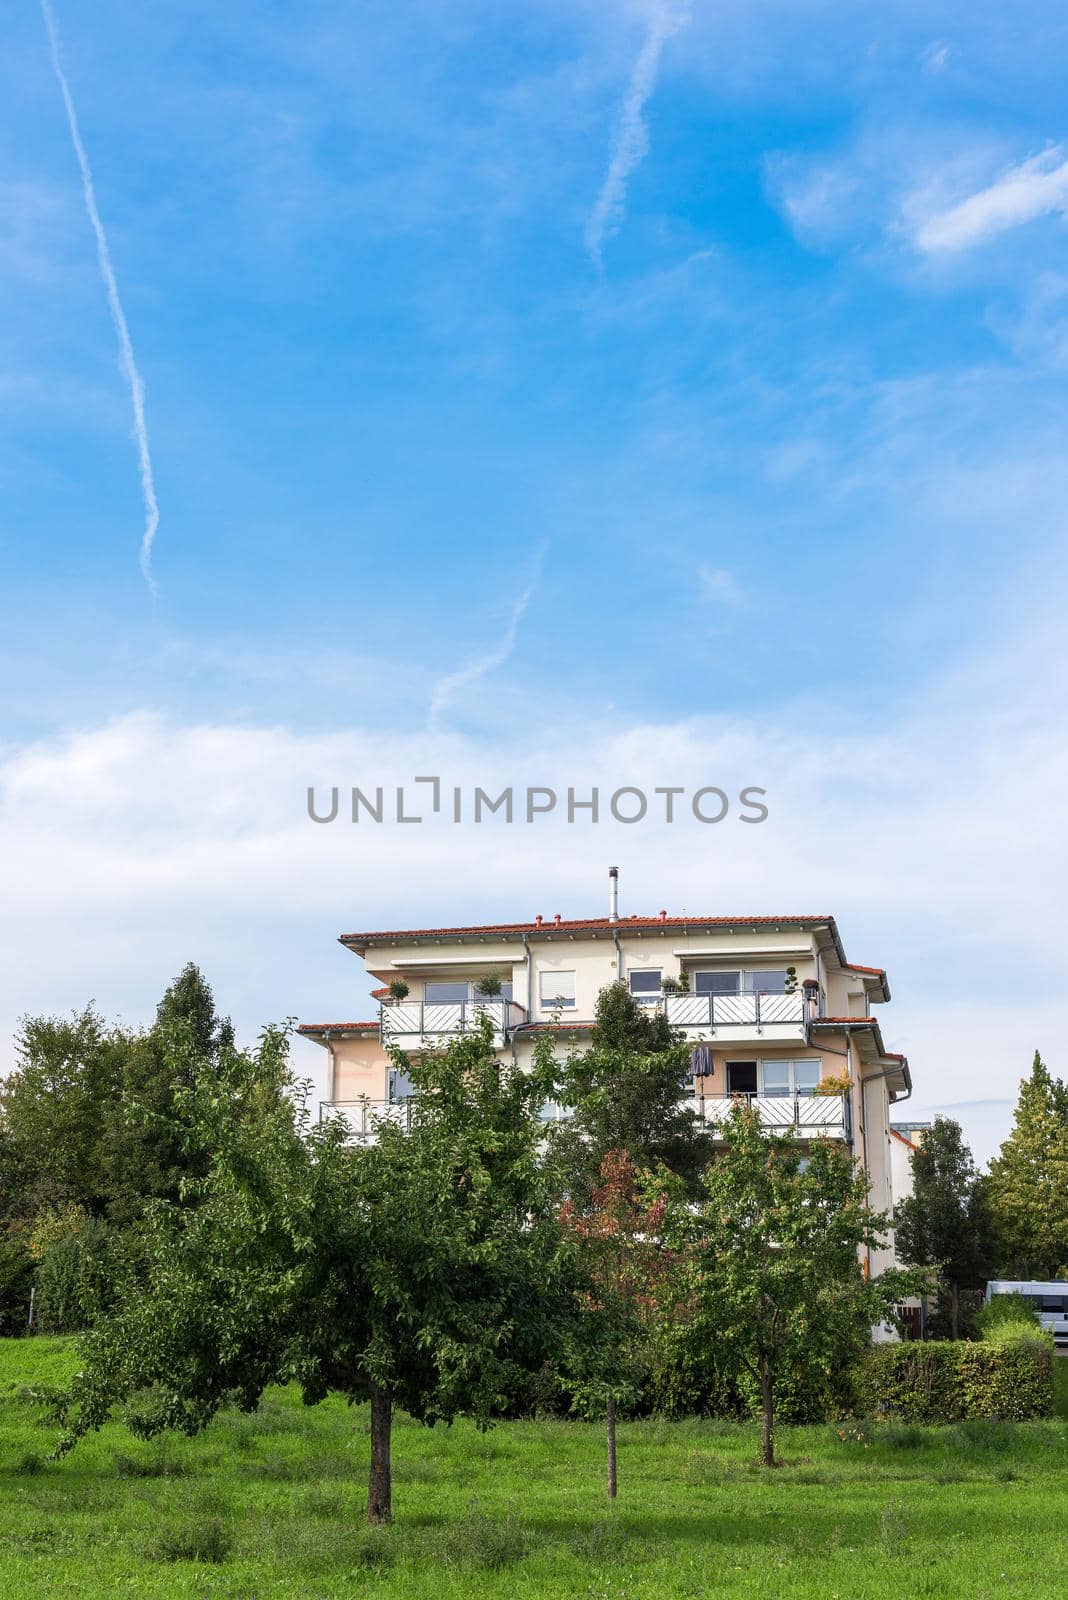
[297,1021,379,1035]
[342,913,834,943]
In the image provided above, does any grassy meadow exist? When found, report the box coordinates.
[0,1339,1066,1598]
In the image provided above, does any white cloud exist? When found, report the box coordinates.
[697,564,744,607]
[912,147,1068,255]
[585,2,691,269]
[428,552,544,727]
[921,41,951,76]
[2,598,1067,1163]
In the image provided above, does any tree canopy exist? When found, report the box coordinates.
[666,1106,919,1466]
[987,1051,1068,1279]
[894,1117,991,1338]
[549,982,711,1199]
[56,1015,582,1524]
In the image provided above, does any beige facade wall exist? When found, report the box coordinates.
[365,926,849,1024]
[328,1034,391,1103]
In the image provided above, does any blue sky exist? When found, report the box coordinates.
[3,0,1068,1161]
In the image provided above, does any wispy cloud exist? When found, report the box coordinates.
[913,147,1068,255]
[698,564,744,607]
[428,550,546,726]
[40,0,160,596]
[585,2,690,270]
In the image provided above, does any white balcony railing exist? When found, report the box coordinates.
[380,998,527,1046]
[663,991,806,1037]
[684,1092,850,1140]
[321,1090,849,1146]
[319,1098,415,1144]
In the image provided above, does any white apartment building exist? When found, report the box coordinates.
[300,873,914,1274]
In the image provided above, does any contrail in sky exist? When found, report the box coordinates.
[40,0,160,596]
[429,549,546,726]
[585,2,691,270]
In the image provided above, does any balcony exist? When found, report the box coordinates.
[379,998,527,1050]
[320,1098,415,1145]
[683,1092,850,1142]
[321,1090,849,1146]
[662,990,807,1042]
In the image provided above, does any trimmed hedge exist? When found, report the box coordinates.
[858,1337,1053,1423]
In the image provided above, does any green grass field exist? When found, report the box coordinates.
[1,1339,1066,1598]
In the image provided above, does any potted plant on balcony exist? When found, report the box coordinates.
[814,1072,851,1097]
[661,973,689,995]
[784,966,798,994]
[387,979,410,1004]
[474,972,503,998]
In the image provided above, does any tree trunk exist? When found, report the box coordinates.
[950,1281,960,1342]
[606,1397,617,1500]
[758,1355,775,1468]
[368,1384,393,1524]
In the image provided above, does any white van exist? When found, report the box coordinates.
[984,1281,1068,1349]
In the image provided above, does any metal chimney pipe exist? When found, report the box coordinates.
[608,865,619,923]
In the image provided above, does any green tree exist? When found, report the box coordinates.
[103,964,236,1220]
[58,1016,580,1525]
[668,1106,919,1466]
[0,1008,127,1219]
[550,982,710,1199]
[894,1117,990,1339]
[987,1052,1068,1278]
[558,1148,668,1499]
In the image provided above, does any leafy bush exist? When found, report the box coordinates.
[857,1337,1053,1422]
[0,1230,35,1336]
[975,1292,1040,1340]
[33,1210,115,1333]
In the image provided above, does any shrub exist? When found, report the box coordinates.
[857,1337,1053,1422]
[33,1215,114,1333]
[0,1230,35,1336]
[975,1293,1040,1340]
[148,1517,232,1564]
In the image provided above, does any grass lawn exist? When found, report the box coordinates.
[0,1340,1066,1598]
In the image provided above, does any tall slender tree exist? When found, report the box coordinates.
[103,963,236,1220]
[894,1117,990,1338]
[549,982,710,1199]
[558,1148,668,1500]
[987,1052,1068,1278]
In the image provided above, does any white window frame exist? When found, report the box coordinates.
[693,969,741,995]
[627,968,663,1003]
[759,1059,822,1096]
[538,969,576,1010]
[691,969,790,996]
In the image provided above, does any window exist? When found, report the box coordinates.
[424,979,513,1004]
[389,1066,416,1102]
[693,970,788,995]
[694,970,741,995]
[760,1060,822,1096]
[745,971,788,994]
[628,968,662,1002]
[424,981,469,1004]
[726,1061,758,1095]
[761,1062,792,1098]
[539,969,575,1010]
[793,1061,821,1095]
